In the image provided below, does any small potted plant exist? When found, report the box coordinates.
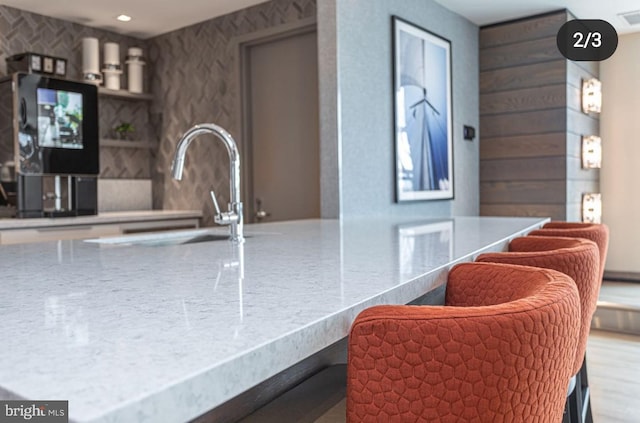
[113,122,135,140]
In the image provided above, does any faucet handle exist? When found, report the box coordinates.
[211,190,240,226]
[210,190,222,216]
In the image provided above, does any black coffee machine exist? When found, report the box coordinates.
[0,73,99,218]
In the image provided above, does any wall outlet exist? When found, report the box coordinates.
[463,125,476,141]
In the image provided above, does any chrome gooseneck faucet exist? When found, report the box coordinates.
[171,123,244,243]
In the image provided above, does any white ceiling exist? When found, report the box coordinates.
[434,0,640,34]
[0,0,271,39]
[2,0,639,39]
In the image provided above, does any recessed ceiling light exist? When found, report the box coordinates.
[116,14,132,22]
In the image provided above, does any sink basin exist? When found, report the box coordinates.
[84,228,233,247]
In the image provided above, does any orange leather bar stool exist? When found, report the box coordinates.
[530,222,609,284]
[347,262,580,423]
[476,236,600,423]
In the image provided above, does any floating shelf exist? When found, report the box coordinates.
[98,87,153,101]
[100,139,154,149]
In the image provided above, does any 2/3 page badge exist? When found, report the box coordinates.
[557,19,618,61]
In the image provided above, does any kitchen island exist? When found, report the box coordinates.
[0,216,547,422]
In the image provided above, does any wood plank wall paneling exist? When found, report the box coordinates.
[567,133,582,158]
[568,109,599,136]
[567,84,582,114]
[570,60,599,79]
[481,133,566,159]
[567,202,581,222]
[568,181,600,205]
[480,11,567,48]
[481,180,566,204]
[480,60,566,93]
[480,85,566,115]
[568,157,600,180]
[481,204,567,220]
[566,51,599,222]
[480,109,566,138]
[481,157,566,181]
[480,37,564,71]
[480,10,600,222]
[568,61,600,114]
[568,61,599,88]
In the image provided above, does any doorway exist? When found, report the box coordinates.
[240,23,320,224]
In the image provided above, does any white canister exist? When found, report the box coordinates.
[82,37,101,84]
[103,70,122,90]
[103,42,120,65]
[102,42,122,90]
[126,47,145,94]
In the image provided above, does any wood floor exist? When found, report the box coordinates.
[588,280,640,421]
[587,330,640,422]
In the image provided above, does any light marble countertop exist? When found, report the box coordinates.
[0,210,203,230]
[0,216,547,422]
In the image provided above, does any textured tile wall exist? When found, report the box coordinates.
[1,1,317,219]
[0,5,152,180]
[98,179,152,212]
[148,0,316,225]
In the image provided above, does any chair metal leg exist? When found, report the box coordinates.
[580,355,593,423]
[565,374,579,423]
[584,402,594,423]
[568,372,584,423]
[568,355,594,423]
[563,401,572,423]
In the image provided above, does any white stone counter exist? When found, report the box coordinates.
[0,210,203,230]
[0,216,547,422]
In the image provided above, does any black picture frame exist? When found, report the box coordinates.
[393,16,453,202]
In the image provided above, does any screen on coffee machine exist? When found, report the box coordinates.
[36,88,84,150]
[16,73,99,176]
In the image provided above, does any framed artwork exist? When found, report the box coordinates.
[43,56,54,74]
[55,58,67,76]
[30,54,42,72]
[393,16,453,202]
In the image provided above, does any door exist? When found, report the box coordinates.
[243,27,320,223]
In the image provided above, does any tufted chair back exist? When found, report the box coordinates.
[347,262,580,422]
[529,222,609,283]
[476,236,599,375]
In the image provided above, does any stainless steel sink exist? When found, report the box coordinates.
[84,228,233,247]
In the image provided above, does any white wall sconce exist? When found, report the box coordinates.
[581,135,602,169]
[582,193,602,223]
[582,78,602,113]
